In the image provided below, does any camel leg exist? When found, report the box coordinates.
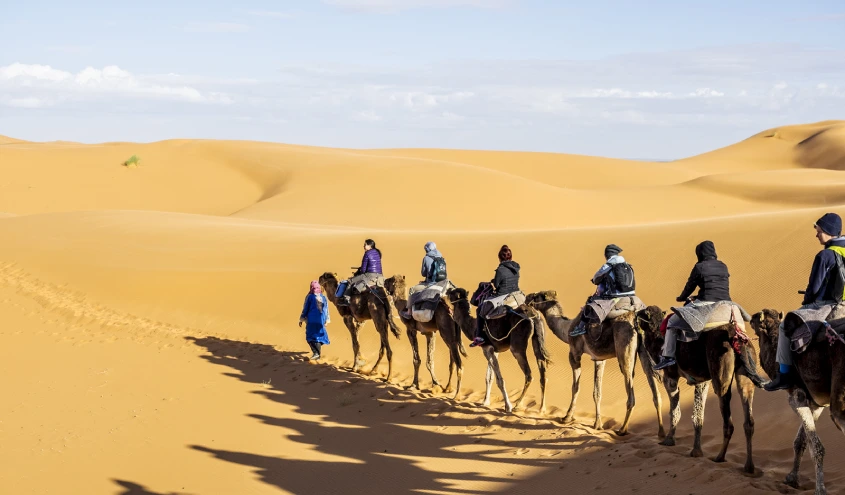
[785,406,825,489]
[407,328,422,390]
[449,340,463,401]
[425,333,441,390]
[735,374,756,473]
[368,334,386,377]
[483,362,494,407]
[563,351,582,424]
[532,346,548,416]
[788,391,827,495]
[344,316,364,373]
[690,382,710,458]
[483,347,512,413]
[616,342,638,436]
[713,380,734,464]
[592,360,606,431]
[660,376,681,447]
[511,349,533,412]
[638,343,666,439]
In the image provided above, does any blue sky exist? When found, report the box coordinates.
[1,0,844,158]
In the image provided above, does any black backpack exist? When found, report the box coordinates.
[828,248,845,302]
[609,262,636,293]
[429,257,448,283]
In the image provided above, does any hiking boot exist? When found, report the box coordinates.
[764,372,794,392]
[738,349,770,388]
[569,322,587,337]
[470,337,486,347]
[653,356,676,371]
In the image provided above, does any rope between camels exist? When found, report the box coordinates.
[484,310,531,342]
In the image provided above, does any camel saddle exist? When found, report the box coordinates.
[786,303,845,353]
[478,291,526,320]
[583,296,646,326]
[408,280,455,323]
[668,300,751,343]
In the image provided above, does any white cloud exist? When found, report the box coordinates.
[323,0,508,13]
[0,63,233,106]
[184,22,251,33]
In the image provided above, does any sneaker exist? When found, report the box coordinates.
[309,353,321,361]
[763,372,794,392]
[569,322,587,337]
[653,356,676,371]
[738,350,770,388]
[469,337,486,347]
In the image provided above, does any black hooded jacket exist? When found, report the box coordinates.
[677,241,731,302]
[492,261,520,295]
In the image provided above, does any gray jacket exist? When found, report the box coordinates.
[421,242,443,283]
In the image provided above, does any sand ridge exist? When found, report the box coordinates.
[1,121,845,494]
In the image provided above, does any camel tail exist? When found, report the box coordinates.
[531,316,552,365]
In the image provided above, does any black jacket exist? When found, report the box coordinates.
[803,237,845,304]
[492,261,520,295]
[678,241,731,302]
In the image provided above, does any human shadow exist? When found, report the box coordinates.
[185,336,611,495]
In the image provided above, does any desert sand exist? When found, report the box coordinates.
[1,121,844,494]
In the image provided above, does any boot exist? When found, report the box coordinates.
[653,355,676,371]
[764,370,795,391]
[738,346,769,388]
[570,320,587,337]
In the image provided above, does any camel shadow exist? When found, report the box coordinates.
[182,336,601,495]
[112,480,191,495]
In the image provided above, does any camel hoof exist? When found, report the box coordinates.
[614,429,629,436]
[443,387,453,394]
[711,456,726,464]
[562,415,576,424]
[659,437,676,447]
[503,407,514,414]
[743,463,756,475]
[690,448,704,458]
[784,473,800,489]
[657,428,666,440]
[539,408,548,416]
[593,421,604,431]
[481,400,491,407]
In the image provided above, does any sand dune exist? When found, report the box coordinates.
[1,121,845,494]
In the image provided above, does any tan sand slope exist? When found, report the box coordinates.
[1,120,844,494]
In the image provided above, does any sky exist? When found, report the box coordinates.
[1,0,844,159]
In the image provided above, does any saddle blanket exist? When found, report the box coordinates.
[787,302,845,353]
[408,280,456,323]
[583,296,646,325]
[478,291,526,320]
[668,300,750,343]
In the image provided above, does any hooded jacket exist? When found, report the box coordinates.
[592,255,635,296]
[421,242,444,283]
[492,260,520,295]
[678,241,731,302]
[804,236,845,304]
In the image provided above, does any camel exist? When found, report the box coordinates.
[383,275,467,398]
[447,287,550,414]
[318,272,401,380]
[637,305,757,474]
[525,291,664,437]
[751,309,845,494]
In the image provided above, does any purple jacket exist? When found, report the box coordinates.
[360,249,383,275]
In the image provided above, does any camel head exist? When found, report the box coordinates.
[750,309,782,342]
[318,272,339,293]
[636,305,665,336]
[448,287,469,305]
[384,275,406,297]
[525,290,558,312]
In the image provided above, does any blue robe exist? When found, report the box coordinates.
[300,293,330,345]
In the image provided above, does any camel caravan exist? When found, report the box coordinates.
[311,214,845,495]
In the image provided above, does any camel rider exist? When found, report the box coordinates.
[471,245,520,347]
[570,244,635,337]
[765,213,845,391]
[341,239,385,305]
[403,241,448,318]
[653,241,768,386]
